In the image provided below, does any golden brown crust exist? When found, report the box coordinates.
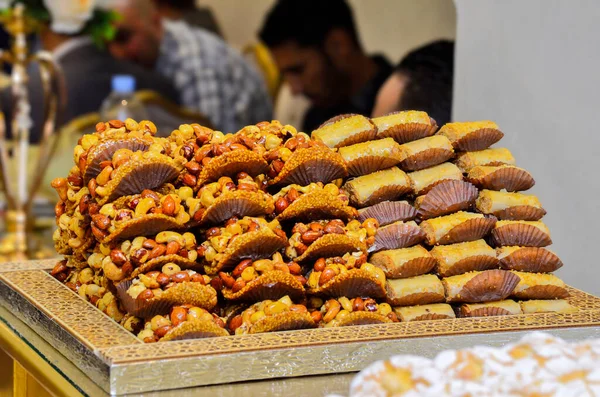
[445,270,520,303]
[314,113,378,148]
[306,268,386,299]
[357,201,417,226]
[467,165,535,192]
[387,291,446,307]
[398,148,454,172]
[201,190,275,225]
[84,136,153,183]
[498,247,563,273]
[436,256,500,278]
[269,146,348,186]
[451,128,504,152]
[295,233,367,264]
[492,206,547,221]
[370,253,436,279]
[491,223,552,247]
[197,150,268,186]
[276,191,355,223]
[222,271,306,302]
[334,311,392,327]
[512,285,570,300]
[160,319,230,341]
[371,221,425,252]
[248,312,316,334]
[101,214,185,245]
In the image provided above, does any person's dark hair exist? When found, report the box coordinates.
[152,0,196,10]
[259,0,360,49]
[396,40,454,126]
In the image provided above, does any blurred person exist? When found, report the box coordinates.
[372,40,455,126]
[151,0,223,38]
[108,0,273,133]
[2,18,179,143]
[259,0,392,132]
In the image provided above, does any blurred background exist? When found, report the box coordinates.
[0,0,599,296]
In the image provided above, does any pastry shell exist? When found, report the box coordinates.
[306,268,386,299]
[276,190,355,223]
[222,271,305,302]
[393,303,456,322]
[397,135,454,171]
[386,274,446,306]
[83,136,153,183]
[247,311,316,334]
[497,247,563,273]
[372,111,438,143]
[116,280,217,318]
[490,221,552,247]
[420,212,497,246]
[458,299,522,318]
[370,245,436,278]
[339,138,402,176]
[269,145,348,186]
[332,311,392,327]
[437,121,504,151]
[510,271,569,300]
[197,150,268,186]
[294,233,367,264]
[519,299,577,314]
[160,319,230,341]
[443,269,520,303]
[357,201,417,226]
[371,221,425,252]
[200,190,274,226]
[312,113,378,148]
[415,180,478,220]
[343,167,411,208]
[467,165,535,192]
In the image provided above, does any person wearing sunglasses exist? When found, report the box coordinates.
[108,0,273,133]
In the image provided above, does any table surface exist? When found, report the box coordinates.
[0,305,354,397]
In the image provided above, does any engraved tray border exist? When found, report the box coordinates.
[2,260,600,395]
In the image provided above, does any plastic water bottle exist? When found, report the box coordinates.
[100,75,148,122]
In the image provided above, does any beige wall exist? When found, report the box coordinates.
[199,0,456,63]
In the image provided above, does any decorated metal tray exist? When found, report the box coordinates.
[1,259,599,395]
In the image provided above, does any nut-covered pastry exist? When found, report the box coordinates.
[455,147,516,172]
[117,267,217,318]
[467,164,535,192]
[372,110,437,143]
[443,269,520,303]
[520,299,577,314]
[285,219,376,262]
[386,274,446,306]
[343,167,411,207]
[357,200,417,226]
[407,162,463,195]
[312,114,377,148]
[201,217,287,275]
[420,211,496,246]
[458,299,522,318]
[272,182,355,222]
[476,190,546,221]
[216,253,306,302]
[393,303,456,322]
[137,306,228,343]
[312,297,397,327]
[370,245,436,279]
[306,252,386,298]
[266,132,348,186]
[490,220,552,247]
[414,180,478,220]
[228,295,316,335]
[436,121,503,151]
[510,271,569,300]
[339,138,403,176]
[431,239,499,277]
[497,246,563,273]
[397,135,454,171]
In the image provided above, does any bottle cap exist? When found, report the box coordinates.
[111,75,136,93]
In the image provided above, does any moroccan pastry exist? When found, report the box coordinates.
[216,253,306,302]
[88,231,202,283]
[455,147,516,172]
[306,252,386,298]
[370,221,425,252]
[312,297,397,327]
[228,296,316,335]
[137,306,229,342]
[372,110,438,143]
[312,113,377,148]
[393,303,456,322]
[467,164,535,192]
[520,299,577,314]
[476,190,546,221]
[356,200,417,226]
[407,162,463,195]
[510,271,569,300]
[397,135,454,171]
[272,182,355,222]
[370,245,437,279]
[497,246,563,273]
[339,138,403,176]
[266,132,348,186]
[436,121,503,151]
[458,299,522,318]
[442,269,520,303]
[420,211,496,246]
[490,220,552,247]
[285,219,376,263]
[116,267,217,318]
[431,239,499,277]
[386,274,446,306]
[343,167,412,207]
[414,179,478,220]
[201,217,287,275]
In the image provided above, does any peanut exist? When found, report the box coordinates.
[314,258,326,272]
[319,268,336,286]
[310,311,323,323]
[274,197,289,214]
[96,166,113,186]
[301,230,321,244]
[352,297,364,312]
[110,249,127,266]
[162,195,176,216]
[229,315,243,332]
[323,299,341,323]
[232,259,253,278]
[171,307,188,327]
[136,289,154,301]
[219,272,235,289]
[183,173,197,187]
[232,279,246,293]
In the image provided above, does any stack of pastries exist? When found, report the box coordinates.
[50,112,573,343]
